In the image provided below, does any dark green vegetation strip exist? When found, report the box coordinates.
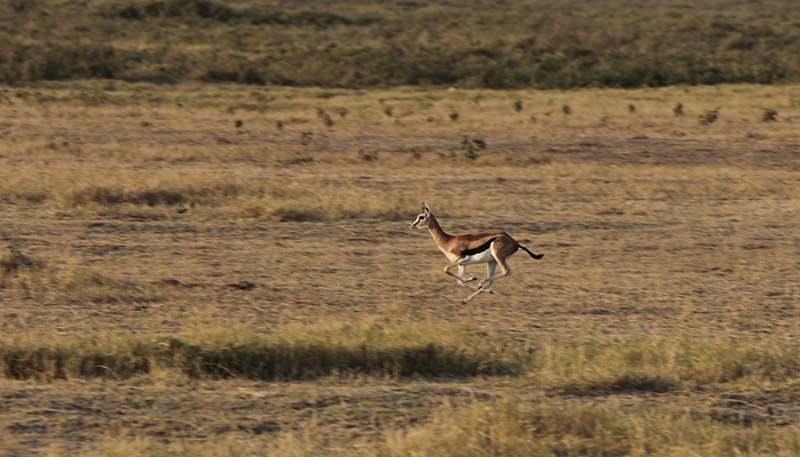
[0,333,523,381]
[1,0,799,88]
[5,329,800,391]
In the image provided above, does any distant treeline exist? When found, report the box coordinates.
[1,0,800,89]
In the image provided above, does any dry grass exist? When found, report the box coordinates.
[2,81,800,455]
[372,400,800,457]
[9,387,800,456]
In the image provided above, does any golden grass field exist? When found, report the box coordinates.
[2,81,800,455]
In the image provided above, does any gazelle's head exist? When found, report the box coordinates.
[408,202,432,229]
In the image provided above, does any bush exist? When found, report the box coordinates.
[112,0,238,22]
[68,187,186,206]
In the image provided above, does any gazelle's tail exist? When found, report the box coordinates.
[520,246,544,260]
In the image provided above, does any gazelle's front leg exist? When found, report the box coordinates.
[457,265,477,283]
[444,259,494,296]
[444,258,479,290]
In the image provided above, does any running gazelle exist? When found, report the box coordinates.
[408,202,543,303]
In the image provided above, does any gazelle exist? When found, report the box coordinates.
[408,202,543,303]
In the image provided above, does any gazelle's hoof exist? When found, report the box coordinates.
[462,299,469,304]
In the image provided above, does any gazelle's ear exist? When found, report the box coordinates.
[423,202,431,214]
[421,202,427,213]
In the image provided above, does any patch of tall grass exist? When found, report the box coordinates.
[4,322,800,392]
[530,339,800,394]
[0,322,525,381]
[374,400,800,457]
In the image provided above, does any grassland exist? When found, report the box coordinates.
[3,0,800,88]
[2,81,800,455]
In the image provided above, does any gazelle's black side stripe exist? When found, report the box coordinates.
[459,237,498,257]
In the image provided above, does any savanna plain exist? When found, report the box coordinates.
[2,82,800,456]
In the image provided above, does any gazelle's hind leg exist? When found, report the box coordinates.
[485,261,497,287]
[464,256,515,304]
[463,285,488,303]
[477,258,511,289]
[477,245,516,289]
[461,261,498,303]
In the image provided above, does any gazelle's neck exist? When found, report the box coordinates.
[427,213,452,248]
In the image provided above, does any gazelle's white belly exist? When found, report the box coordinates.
[439,246,496,265]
